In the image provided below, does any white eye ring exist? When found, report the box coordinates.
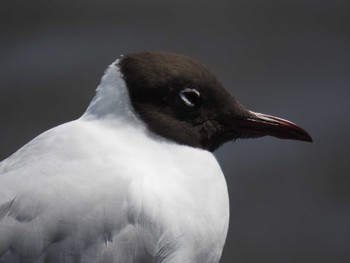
[179,88,201,107]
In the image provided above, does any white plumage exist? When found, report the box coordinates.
[0,61,229,262]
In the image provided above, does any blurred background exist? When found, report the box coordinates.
[0,0,349,262]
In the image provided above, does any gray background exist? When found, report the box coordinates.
[1,1,349,262]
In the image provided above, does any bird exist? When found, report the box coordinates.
[0,51,312,263]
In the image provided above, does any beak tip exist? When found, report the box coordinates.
[274,124,313,143]
[276,129,313,143]
[289,124,313,143]
[297,135,313,143]
[302,133,313,143]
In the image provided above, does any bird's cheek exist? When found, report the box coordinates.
[199,120,220,139]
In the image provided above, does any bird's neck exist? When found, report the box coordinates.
[81,60,142,129]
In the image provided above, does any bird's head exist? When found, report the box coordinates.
[118,51,312,152]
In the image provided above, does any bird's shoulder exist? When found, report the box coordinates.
[0,120,133,260]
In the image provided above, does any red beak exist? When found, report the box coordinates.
[234,111,313,142]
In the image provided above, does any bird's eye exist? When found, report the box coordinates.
[179,88,201,107]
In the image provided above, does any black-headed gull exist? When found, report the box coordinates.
[0,51,312,262]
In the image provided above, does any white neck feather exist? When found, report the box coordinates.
[81,60,141,128]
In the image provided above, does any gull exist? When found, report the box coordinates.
[0,51,312,263]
